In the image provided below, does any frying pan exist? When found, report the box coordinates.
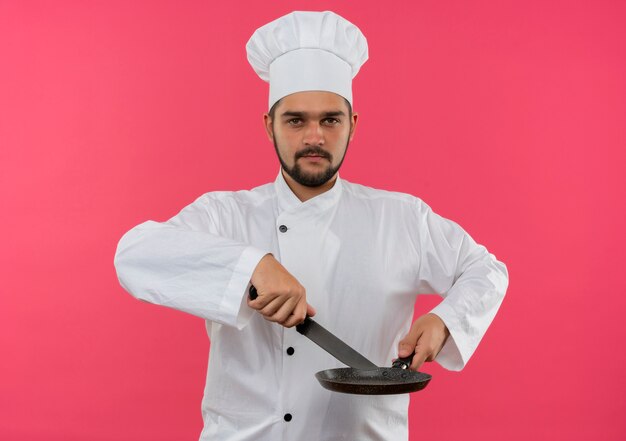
[315,357,431,395]
[249,286,432,395]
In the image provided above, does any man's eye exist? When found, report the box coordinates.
[287,119,302,125]
[324,118,340,125]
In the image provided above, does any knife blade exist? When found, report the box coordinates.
[295,317,378,370]
[249,285,378,370]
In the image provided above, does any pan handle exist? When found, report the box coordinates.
[391,354,415,370]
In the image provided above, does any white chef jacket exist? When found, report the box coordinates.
[114,171,508,441]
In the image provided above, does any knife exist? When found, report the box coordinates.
[249,286,378,370]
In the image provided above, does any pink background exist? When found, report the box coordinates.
[1,1,625,440]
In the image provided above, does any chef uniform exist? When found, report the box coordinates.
[114,11,509,441]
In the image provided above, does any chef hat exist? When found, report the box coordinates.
[246,10,369,110]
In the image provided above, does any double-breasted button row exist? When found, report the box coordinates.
[279,224,292,424]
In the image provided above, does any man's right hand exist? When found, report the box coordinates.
[248,254,316,328]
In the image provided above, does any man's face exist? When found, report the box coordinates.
[264,91,358,187]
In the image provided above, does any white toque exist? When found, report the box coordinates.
[246,11,369,110]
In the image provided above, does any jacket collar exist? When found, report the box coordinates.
[274,169,343,215]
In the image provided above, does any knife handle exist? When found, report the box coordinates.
[249,285,259,300]
[249,285,312,332]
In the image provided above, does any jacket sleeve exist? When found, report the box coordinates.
[412,199,509,371]
[113,194,269,329]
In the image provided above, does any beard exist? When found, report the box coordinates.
[273,137,350,188]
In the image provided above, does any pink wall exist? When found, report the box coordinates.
[1,1,624,440]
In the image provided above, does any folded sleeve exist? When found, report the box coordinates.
[412,199,509,371]
[114,194,269,329]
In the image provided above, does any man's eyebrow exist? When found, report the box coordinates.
[280,110,347,118]
[322,111,347,118]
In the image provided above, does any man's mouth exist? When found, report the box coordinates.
[299,154,328,162]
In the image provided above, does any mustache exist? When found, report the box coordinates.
[295,146,332,161]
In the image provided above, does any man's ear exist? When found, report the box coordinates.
[263,113,274,141]
[349,112,359,141]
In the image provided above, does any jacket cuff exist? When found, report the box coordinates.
[218,246,270,329]
[428,302,467,371]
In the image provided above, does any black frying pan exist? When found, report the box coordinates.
[248,285,432,395]
[315,357,432,395]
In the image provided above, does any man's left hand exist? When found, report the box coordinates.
[397,313,450,371]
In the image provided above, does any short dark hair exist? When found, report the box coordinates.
[268,96,353,120]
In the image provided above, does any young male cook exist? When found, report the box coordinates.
[114,10,509,441]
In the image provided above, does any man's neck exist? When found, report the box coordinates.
[281,169,338,202]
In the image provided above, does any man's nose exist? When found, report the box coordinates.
[302,122,324,146]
